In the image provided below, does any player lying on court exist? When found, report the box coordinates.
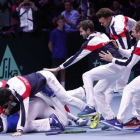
[0,96,67,134]
[0,90,88,135]
[0,70,89,136]
[99,21,140,132]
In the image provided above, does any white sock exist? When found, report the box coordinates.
[68,112,78,121]
[61,81,65,88]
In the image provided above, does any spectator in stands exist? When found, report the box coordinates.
[61,0,79,33]
[11,0,22,37]
[11,0,40,38]
[48,15,68,88]
[61,0,81,57]
[0,0,13,27]
[111,0,126,15]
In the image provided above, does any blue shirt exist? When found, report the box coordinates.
[49,28,68,58]
[61,10,79,32]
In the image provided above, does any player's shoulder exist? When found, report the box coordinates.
[7,76,18,84]
[88,32,109,45]
[114,15,124,20]
[114,15,126,25]
[0,80,7,88]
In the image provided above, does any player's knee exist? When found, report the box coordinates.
[82,72,89,79]
[123,86,133,95]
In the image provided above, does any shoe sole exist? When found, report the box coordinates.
[77,112,97,118]
[100,121,122,131]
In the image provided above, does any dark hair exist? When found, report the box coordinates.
[0,88,12,106]
[77,20,94,32]
[56,15,65,22]
[64,0,72,5]
[96,8,112,19]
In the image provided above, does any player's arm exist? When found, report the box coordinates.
[118,46,134,58]
[11,97,29,136]
[43,36,110,72]
[127,17,136,31]
[48,42,53,52]
[111,40,134,58]
[48,30,55,53]
[99,47,140,68]
[43,48,91,72]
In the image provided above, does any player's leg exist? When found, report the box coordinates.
[24,97,66,132]
[78,63,124,117]
[123,94,140,128]
[37,92,88,126]
[132,93,140,132]
[49,96,68,126]
[38,70,87,111]
[94,78,118,120]
[104,83,115,105]
[68,112,88,126]
[66,86,86,100]
[116,67,131,94]
[101,76,140,130]
[117,76,140,123]
[23,97,51,132]
[101,67,131,130]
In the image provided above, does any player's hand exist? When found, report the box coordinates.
[11,131,23,136]
[30,2,37,9]
[43,67,61,72]
[18,2,24,9]
[99,51,113,62]
[110,40,119,49]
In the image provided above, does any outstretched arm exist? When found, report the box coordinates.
[43,48,91,72]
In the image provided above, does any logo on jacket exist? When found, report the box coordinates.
[0,46,21,80]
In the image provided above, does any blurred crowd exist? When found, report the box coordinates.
[1,0,140,38]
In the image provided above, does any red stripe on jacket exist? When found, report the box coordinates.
[134,47,140,56]
[16,76,31,100]
[84,42,109,52]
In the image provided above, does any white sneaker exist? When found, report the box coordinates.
[74,118,88,126]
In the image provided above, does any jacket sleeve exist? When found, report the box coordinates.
[127,17,136,32]
[118,46,134,58]
[60,48,91,69]
[112,43,140,68]
[16,97,29,131]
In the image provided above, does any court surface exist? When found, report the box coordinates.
[1,95,139,140]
